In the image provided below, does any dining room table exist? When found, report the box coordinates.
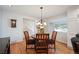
[31,33,55,53]
[31,33,52,49]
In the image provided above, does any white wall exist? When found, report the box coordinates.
[1,10,37,43]
[1,11,24,43]
[0,10,2,37]
[23,19,36,36]
[67,8,79,48]
[0,10,1,36]
[56,32,67,43]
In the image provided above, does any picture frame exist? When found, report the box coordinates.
[11,19,16,28]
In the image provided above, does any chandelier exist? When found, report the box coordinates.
[36,7,47,29]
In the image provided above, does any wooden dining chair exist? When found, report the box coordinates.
[49,31,57,51]
[24,31,35,51]
[35,34,49,54]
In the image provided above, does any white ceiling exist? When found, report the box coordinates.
[0,5,78,19]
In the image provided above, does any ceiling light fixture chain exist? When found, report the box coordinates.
[36,6,47,29]
[40,6,43,23]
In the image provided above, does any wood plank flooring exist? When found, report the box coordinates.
[10,40,74,54]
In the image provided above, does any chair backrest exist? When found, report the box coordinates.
[36,34,49,40]
[24,31,29,40]
[51,31,57,42]
[35,34,49,53]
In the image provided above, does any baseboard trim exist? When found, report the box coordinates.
[56,41,73,50]
[56,41,67,45]
[67,45,73,50]
[10,39,23,44]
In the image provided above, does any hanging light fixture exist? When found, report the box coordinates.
[36,6,47,29]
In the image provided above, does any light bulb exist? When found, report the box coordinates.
[36,22,41,25]
[44,22,47,25]
[40,26,44,29]
[40,23,43,26]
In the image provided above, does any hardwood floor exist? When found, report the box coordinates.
[10,40,74,54]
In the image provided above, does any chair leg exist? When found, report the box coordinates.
[54,44,56,52]
[47,49,48,54]
[26,44,27,52]
[35,44,36,51]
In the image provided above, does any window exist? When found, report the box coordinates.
[54,23,67,32]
